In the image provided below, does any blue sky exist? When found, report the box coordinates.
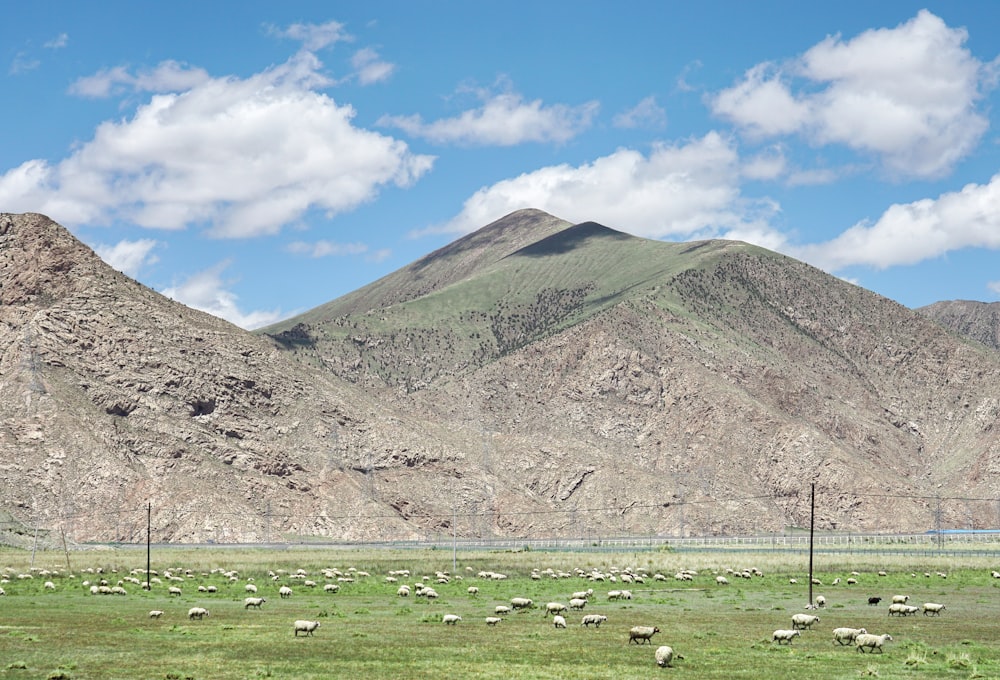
[3,1,1000,329]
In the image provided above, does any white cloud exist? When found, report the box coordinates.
[988,280,1000,298]
[379,87,599,146]
[286,239,369,258]
[44,33,69,49]
[270,20,350,51]
[793,173,1000,271]
[351,47,395,85]
[741,146,786,181]
[8,52,39,75]
[711,11,992,178]
[69,61,211,98]
[429,132,783,248]
[94,238,159,277]
[161,261,283,330]
[613,96,667,129]
[1,51,434,238]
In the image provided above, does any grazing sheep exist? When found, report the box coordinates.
[846,578,857,585]
[867,596,882,606]
[168,586,182,596]
[891,595,908,604]
[545,602,567,616]
[832,627,867,645]
[485,616,503,626]
[772,629,801,644]
[629,625,660,645]
[442,614,462,625]
[856,633,893,653]
[655,645,681,667]
[791,613,820,630]
[888,603,918,616]
[715,576,729,585]
[279,586,293,599]
[396,585,410,597]
[815,595,826,608]
[293,620,321,636]
[922,602,946,616]
[582,614,608,628]
[553,615,567,629]
[149,610,164,619]
[44,581,55,590]
[495,605,512,615]
[568,598,588,610]
[244,597,266,609]
[511,597,533,610]
[245,584,258,594]
[467,586,479,596]
[187,607,209,620]
[572,589,593,600]
[323,583,340,594]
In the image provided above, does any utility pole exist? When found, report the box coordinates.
[808,483,815,607]
[145,502,151,590]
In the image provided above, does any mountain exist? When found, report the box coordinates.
[918,300,1000,351]
[3,210,1000,544]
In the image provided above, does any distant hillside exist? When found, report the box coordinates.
[918,299,1000,351]
[3,210,1000,544]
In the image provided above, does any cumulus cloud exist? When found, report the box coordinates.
[351,47,395,85]
[793,174,1000,271]
[711,10,993,178]
[161,261,283,330]
[0,50,434,238]
[613,96,667,129]
[94,238,159,278]
[379,85,599,146]
[428,132,783,247]
[270,20,350,51]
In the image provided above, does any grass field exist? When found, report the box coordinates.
[1,547,999,679]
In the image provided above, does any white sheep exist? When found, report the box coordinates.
[568,598,587,610]
[891,594,908,604]
[495,605,512,615]
[396,585,410,597]
[511,597,533,610]
[655,645,681,667]
[832,627,867,645]
[582,614,608,628]
[293,620,321,636]
[553,615,567,629]
[44,581,55,590]
[545,602,567,616]
[791,613,820,630]
[442,614,462,625]
[772,629,800,644]
[149,610,164,619]
[715,576,729,585]
[888,603,918,616]
[629,626,660,644]
[187,607,209,620]
[245,583,258,594]
[279,586,293,599]
[323,583,340,594]
[815,595,826,608]
[168,586,182,596]
[485,616,503,626]
[922,602,946,616]
[856,633,893,653]
[467,586,479,596]
[244,597,266,609]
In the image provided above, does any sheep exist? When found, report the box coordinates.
[888,603,918,616]
[279,586,293,599]
[891,594,908,604]
[791,613,820,630]
[629,626,660,645]
[244,597,267,609]
[293,620,321,636]
[442,614,462,625]
[396,585,410,597]
[187,607,209,620]
[582,614,608,628]
[323,583,340,594]
[922,602,946,616]
[467,586,479,596]
[495,605,512,616]
[772,629,801,645]
[715,576,729,585]
[553,615,567,629]
[511,597,533,610]
[846,578,857,585]
[568,598,588,610]
[168,586,182,596]
[855,633,893,653]
[832,627,867,645]
[44,581,55,590]
[485,616,503,626]
[607,590,623,601]
[814,595,826,608]
[867,596,882,606]
[545,602,568,616]
[149,610,164,619]
[572,589,593,600]
[245,583,258,594]
[655,645,681,667]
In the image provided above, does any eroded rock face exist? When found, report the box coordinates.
[3,211,1000,544]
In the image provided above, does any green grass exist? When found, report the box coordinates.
[1,548,999,679]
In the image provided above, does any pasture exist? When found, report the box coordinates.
[1,546,999,679]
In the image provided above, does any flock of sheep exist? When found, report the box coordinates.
[2,560,992,671]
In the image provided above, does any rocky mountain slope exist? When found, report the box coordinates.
[3,210,1000,544]
[918,300,1000,351]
